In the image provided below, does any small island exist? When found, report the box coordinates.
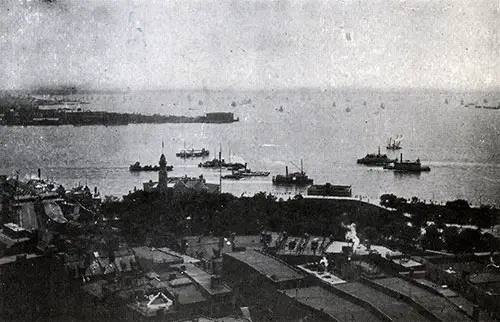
[0,94,239,126]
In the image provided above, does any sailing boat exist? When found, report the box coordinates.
[386,135,403,150]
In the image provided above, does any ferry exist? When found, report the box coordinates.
[307,183,352,197]
[383,153,430,172]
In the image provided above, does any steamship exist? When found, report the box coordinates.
[357,147,397,166]
[272,160,314,186]
[383,153,430,172]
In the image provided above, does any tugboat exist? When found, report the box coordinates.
[307,183,352,197]
[176,148,209,158]
[129,162,173,172]
[357,147,397,166]
[383,153,430,172]
[386,135,403,150]
[198,158,224,168]
[272,160,313,186]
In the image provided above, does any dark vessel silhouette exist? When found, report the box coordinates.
[129,162,173,172]
[272,160,313,186]
[386,135,403,150]
[238,168,270,177]
[357,147,397,166]
[176,148,209,158]
[383,153,430,172]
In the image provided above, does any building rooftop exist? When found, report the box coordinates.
[324,241,401,258]
[4,223,27,233]
[0,231,30,248]
[132,246,184,266]
[276,236,332,256]
[157,247,200,264]
[225,250,305,283]
[374,277,471,322]
[182,235,264,260]
[0,253,41,266]
[468,273,500,284]
[171,263,232,296]
[282,286,383,322]
[335,282,431,321]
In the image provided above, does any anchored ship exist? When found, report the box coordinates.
[129,162,173,172]
[357,147,397,166]
[176,148,209,158]
[272,160,313,186]
[383,153,430,172]
[386,135,403,150]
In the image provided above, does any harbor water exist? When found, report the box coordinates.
[1,88,500,206]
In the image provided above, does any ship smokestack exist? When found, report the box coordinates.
[285,166,288,176]
[37,168,41,179]
[400,153,403,163]
[301,159,303,173]
[378,146,380,155]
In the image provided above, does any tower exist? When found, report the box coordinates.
[158,154,168,193]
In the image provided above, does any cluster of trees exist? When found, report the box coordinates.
[381,194,500,253]
[421,225,500,253]
[380,194,499,228]
[100,190,413,249]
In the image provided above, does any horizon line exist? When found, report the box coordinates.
[2,85,500,95]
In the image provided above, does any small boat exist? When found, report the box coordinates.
[383,153,430,172]
[129,162,173,172]
[237,168,270,177]
[444,98,449,104]
[386,135,403,150]
[357,147,397,166]
[272,160,313,186]
[176,148,209,158]
[380,103,385,109]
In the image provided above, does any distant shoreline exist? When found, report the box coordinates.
[0,110,239,126]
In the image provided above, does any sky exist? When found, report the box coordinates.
[0,0,499,91]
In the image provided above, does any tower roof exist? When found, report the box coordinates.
[159,154,167,166]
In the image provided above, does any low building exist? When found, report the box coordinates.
[223,249,308,290]
[133,246,184,272]
[0,223,33,255]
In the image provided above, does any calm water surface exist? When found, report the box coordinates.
[1,89,499,206]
